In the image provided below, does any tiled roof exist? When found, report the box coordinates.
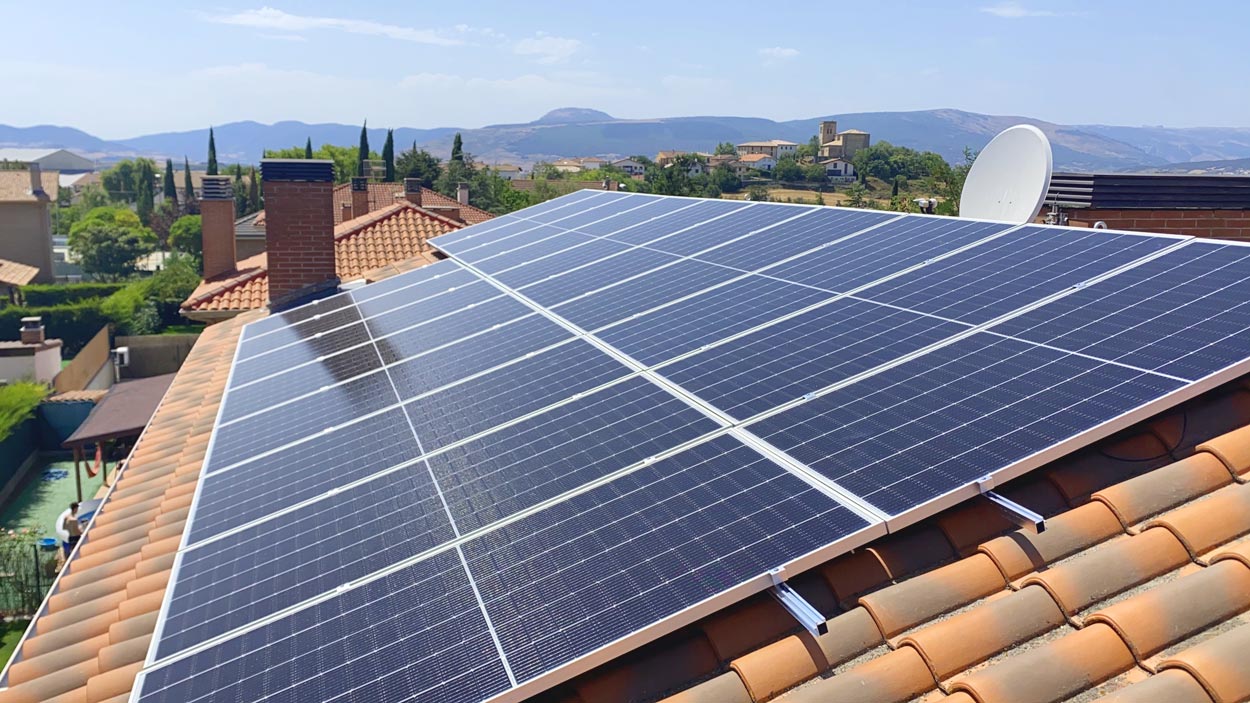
[44,390,108,404]
[181,203,456,315]
[0,312,253,703]
[739,153,775,163]
[0,170,58,202]
[534,377,1250,703]
[330,182,494,225]
[0,257,40,287]
[8,342,1248,703]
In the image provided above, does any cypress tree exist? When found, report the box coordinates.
[163,158,177,202]
[450,132,464,164]
[233,163,243,181]
[182,157,195,212]
[357,120,369,177]
[248,166,261,213]
[136,160,155,225]
[207,127,218,175]
[305,137,313,159]
[383,129,395,182]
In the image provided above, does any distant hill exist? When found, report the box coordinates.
[5,108,1250,172]
[1153,155,1250,174]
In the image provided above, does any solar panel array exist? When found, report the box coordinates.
[136,190,1250,703]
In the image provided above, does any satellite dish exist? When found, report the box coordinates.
[960,124,1053,224]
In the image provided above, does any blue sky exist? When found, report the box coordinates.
[3,1,1247,138]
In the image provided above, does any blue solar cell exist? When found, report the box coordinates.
[190,409,421,542]
[239,289,356,340]
[645,202,811,257]
[371,295,536,362]
[209,370,400,469]
[991,242,1250,381]
[519,247,681,308]
[553,259,742,331]
[760,216,1011,293]
[604,199,749,246]
[597,275,834,366]
[525,191,631,224]
[858,226,1179,324]
[137,551,511,703]
[230,321,374,386]
[433,218,549,255]
[573,196,702,236]
[492,237,636,289]
[451,224,571,264]
[463,434,870,683]
[749,333,1184,516]
[471,230,601,275]
[385,314,574,401]
[157,465,454,659]
[403,339,632,450]
[235,303,364,360]
[698,208,898,270]
[429,212,529,248]
[221,344,382,421]
[659,298,967,419]
[426,376,721,532]
[361,280,502,337]
[348,258,472,304]
[535,193,653,230]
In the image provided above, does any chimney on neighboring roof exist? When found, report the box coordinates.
[200,175,237,280]
[20,316,44,345]
[404,178,423,207]
[456,182,469,206]
[28,163,44,197]
[350,177,369,220]
[262,159,338,308]
[341,201,353,222]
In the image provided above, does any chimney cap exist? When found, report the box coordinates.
[201,175,233,200]
[20,316,42,328]
[350,176,369,191]
[403,178,423,193]
[261,159,334,183]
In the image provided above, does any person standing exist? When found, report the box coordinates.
[61,502,82,557]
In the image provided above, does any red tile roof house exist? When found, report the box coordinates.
[180,175,480,323]
[2,167,1250,703]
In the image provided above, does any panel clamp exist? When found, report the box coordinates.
[977,476,1045,533]
[768,568,828,637]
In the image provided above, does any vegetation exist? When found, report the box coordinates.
[396,144,440,188]
[206,127,218,175]
[0,619,32,667]
[21,282,127,307]
[182,157,196,214]
[264,143,377,184]
[67,207,157,281]
[304,138,313,159]
[357,121,369,177]
[162,158,177,201]
[0,383,49,442]
[382,129,395,182]
[0,526,53,615]
[713,142,738,156]
[169,215,202,265]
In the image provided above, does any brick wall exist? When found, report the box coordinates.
[200,198,237,279]
[263,179,337,305]
[1070,208,1250,241]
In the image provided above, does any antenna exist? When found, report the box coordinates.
[960,124,1053,224]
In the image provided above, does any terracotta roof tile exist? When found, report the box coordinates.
[776,645,935,703]
[866,526,956,582]
[1093,451,1234,527]
[1099,668,1214,703]
[978,501,1124,581]
[701,595,796,662]
[1157,622,1250,703]
[0,169,58,202]
[571,629,718,703]
[819,550,892,607]
[1044,431,1174,505]
[660,672,751,703]
[860,554,1007,639]
[1144,482,1250,559]
[331,182,494,225]
[951,623,1136,703]
[182,203,456,315]
[1197,424,1250,478]
[1150,389,1250,458]
[0,257,40,287]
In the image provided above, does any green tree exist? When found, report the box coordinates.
[265,143,367,183]
[135,159,155,224]
[746,185,770,202]
[68,207,156,281]
[796,135,822,161]
[846,181,868,208]
[357,120,369,177]
[891,177,900,197]
[713,141,738,156]
[709,165,742,194]
[162,158,177,202]
[382,129,395,182]
[247,166,261,213]
[207,127,218,175]
[232,178,247,218]
[182,157,196,214]
[149,200,180,251]
[169,214,203,264]
[530,161,562,180]
[304,137,313,159]
[802,163,827,184]
[450,132,464,164]
[395,143,441,188]
[101,160,138,201]
[773,155,803,182]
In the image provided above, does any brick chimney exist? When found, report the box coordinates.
[261,159,338,308]
[456,182,469,206]
[341,201,354,222]
[404,179,423,207]
[200,175,236,279]
[20,317,44,345]
[351,177,370,219]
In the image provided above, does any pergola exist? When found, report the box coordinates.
[62,373,175,501]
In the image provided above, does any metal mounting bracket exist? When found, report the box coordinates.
[977,476,1046,532]
[768,568,828,637]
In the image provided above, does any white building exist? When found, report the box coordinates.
[611,158,646,177]
[821,158,856,181]
[490,164,525,180]
[739,153,777,172]
[0,148,95,173]
[735,140,798,159]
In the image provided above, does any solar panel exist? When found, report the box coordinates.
[141,192,1250,703]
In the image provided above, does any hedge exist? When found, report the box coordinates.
[21,282,128,307]
[0,382,48,442]
[0,300,112,356]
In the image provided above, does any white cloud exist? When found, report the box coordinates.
[201,7,462,45]
[979,2,1061,18]
[257,33,308,42]
[758,47,800,60]
[513,34,583,64]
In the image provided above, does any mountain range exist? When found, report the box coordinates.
[4,108,1250,173]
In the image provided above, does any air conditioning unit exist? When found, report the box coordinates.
[111,346,130,368]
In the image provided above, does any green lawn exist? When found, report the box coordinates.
[0,619,31,672]
[0,459,108,540]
